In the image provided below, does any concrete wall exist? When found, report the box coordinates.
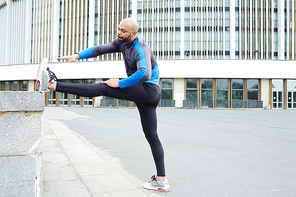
[0,91,44,197]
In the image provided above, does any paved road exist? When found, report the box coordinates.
[52,107,296,197]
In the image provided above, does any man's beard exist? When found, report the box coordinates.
[118,33,132,43]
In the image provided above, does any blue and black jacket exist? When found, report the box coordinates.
[77,37,160,89]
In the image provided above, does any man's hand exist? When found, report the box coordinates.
[57,54,80,62]
[103,78,120,88]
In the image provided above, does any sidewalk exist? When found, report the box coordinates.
[42,115,162,197]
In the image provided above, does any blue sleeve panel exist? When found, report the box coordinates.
[77,46,96,59]
[118,39,151,89]
[77,40,121,59]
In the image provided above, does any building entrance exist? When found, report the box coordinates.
[288,91,296,109]
[272,91,283,109]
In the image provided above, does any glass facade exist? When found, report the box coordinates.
[216,79,229,108]
[20,81,28,91]
[232,79,244,108]
[83,79,93,107]
[161,78,174,107]
[161,79,173,99]
[70,80,81,106]
[58,80,68,107]
[186,78,198,100]
[201,79,213,107]
[247,79,259,100]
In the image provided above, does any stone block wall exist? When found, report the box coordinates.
[0,91,44,197]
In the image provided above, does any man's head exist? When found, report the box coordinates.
[117,18,138,44]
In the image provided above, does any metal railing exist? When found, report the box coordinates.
[100,99,263,108]
[160,99,175,107]
[183,100,263,109]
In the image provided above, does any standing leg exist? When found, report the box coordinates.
[136,103,165,177]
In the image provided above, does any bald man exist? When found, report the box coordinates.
[46,18,170,192]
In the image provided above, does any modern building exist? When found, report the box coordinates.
[0,0,296,109]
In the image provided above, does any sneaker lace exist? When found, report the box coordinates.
[150,175,157,182]
[47,67,57,82]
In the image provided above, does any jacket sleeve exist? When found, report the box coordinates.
[77,39,121,59]
[118,40,151,89]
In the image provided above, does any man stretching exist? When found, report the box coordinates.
[46,18,169,192]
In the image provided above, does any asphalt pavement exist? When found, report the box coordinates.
[43,107,296,197]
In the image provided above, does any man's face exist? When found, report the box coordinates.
[117,22,134,44]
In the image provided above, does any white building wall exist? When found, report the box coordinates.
[173,78,185,108]
[1,60,296,81]
[260,79,270,108]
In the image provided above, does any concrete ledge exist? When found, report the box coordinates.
[0,112,42,156]
[0,91,44,197]
[0,91,44,112]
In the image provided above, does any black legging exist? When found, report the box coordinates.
[56,81,165,176]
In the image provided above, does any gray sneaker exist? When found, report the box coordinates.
[36,58,49,92]
[36,58,58,92]
[143,175,170,192]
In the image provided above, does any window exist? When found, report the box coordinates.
[58,80,68,106]
[216,79,229,108]
[2,81,9,91]
[20,81,27,91]
[83,79,93,107]
[247,79,259,100]
[47,91,56,106]
[232,79,244,108]
[161,79,174,107]
[71,80,80,106]
[186,79,198,100]
[161,79,173,100]
[247,79,260,108]
[201,79,213,108]
[11,81,18,91]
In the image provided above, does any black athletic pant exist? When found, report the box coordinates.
[56,81,165,176]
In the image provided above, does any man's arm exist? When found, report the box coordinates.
[78,39,121,59]
[56,39,121,61]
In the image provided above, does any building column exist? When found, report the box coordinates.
[284,79,287,109]
[229,0,236,59]
[24,0,32,64]
[88,0,95,58]
[180,0,185,59]
[278,0,285,60]
[269,79,272,109]
[51,0,59,63]
[5,0,11,65]
[173,78,185,108]
[131,0,137,20]
[260,79,270,109]
[28,80,35,91]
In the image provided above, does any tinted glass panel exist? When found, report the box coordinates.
[201,79,213,89]
[232,79,243,89]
